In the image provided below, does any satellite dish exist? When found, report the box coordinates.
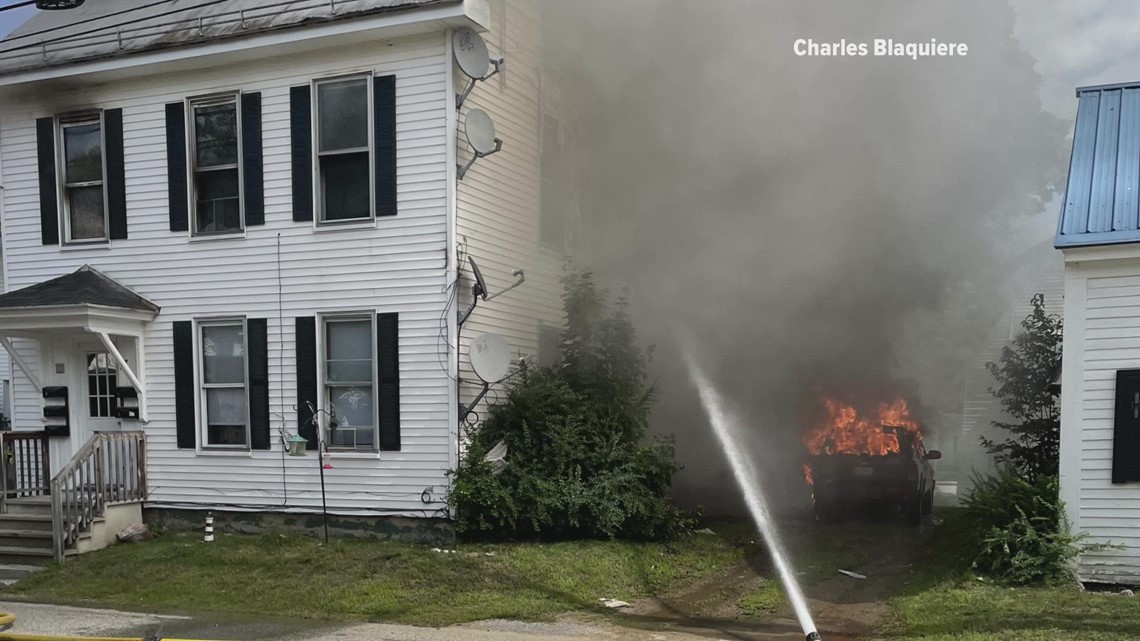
[453,28,491,80]
[458,109,503,180]
[469,256,488,301]
[453,27,505,109]
[465,109,498,155]
[470,333,511,383]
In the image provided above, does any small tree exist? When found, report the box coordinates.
[982,293,1062,479]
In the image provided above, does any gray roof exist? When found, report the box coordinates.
[0,265,159,312]
[0,0,455,75]
[1057,81,1140,248]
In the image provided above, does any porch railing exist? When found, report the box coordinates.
[0,431,51,512]
[51,431,147,562]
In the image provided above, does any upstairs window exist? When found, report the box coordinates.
[315,75,373,223]
[190,94,242,235]
[199,320,248,448]
[59,114,107,243]
[323,316,376,450]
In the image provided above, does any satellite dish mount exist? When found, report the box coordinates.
[453,27,505,110]
[460,332,513,422]
[458,256,526,327]
[458,108,503,180]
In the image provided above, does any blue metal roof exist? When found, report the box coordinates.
[1056,81,1140,248]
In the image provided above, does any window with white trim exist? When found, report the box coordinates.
[58,114,107,243]
[323,316,376,450]
[189,94,242,235]
[86,353,117,418]
[199,320,248,448]
[314,75,373,223]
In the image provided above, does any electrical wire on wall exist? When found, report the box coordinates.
[436,237,468,381]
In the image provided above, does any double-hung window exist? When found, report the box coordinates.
[59,114,107,243]
[323,316,375,450]
[190,94,242,235]
[315,75,373,223]
[199,320,248,448]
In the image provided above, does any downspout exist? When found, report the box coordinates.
[445,29,460,476]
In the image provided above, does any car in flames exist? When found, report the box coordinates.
[801,398,941,526]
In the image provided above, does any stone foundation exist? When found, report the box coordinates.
[144,507,455,544]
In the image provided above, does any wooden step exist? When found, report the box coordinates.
[0,563,43,582]
[3,498,53,516]
[0,514,53,532]
[0,545,54,565]
[0,530,53,549]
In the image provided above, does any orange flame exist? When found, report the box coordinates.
[800,396,922,484]
[803,397,921,456]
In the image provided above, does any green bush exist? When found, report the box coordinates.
[964,470,1113,584]
[448,270,690,541]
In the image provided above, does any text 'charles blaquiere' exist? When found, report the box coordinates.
[793,38,968,61]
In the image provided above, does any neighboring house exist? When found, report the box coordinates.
[956,242,1064,499]
[1056,80,1140,584]
[0,0,568,564]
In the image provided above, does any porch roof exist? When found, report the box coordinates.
[0,265,158,314]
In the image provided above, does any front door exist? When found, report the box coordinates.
[76,341,124,437]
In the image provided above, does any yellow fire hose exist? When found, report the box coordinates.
[0,610,221,641]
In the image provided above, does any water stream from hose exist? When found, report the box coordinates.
[684,351,820,641]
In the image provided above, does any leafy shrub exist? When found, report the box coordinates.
[448,270,690,541]
[964,469,1114,584]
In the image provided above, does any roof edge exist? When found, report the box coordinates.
[0,0,483,87]
[1075,80,1140,96]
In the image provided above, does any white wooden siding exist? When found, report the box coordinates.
[454,0,564,437]
[1062,252,1140,583]
[0,34,456,517]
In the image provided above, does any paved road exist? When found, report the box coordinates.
[0,601,809,641]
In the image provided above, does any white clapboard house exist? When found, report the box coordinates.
[1055,80,1140,584]
[0,0,572,571]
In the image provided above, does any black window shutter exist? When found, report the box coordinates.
[295,316,318,449]
[290,85,313,222]
[248,318,270,450]
[105,108,128,240]
[36,117,59,245]
[377,312,401,451]
[1114,369,1140,483]
[241,92,264,226]
[173,321,196,449]
[373,75,397,217]
[165,102,188,232]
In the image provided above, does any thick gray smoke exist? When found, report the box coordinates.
[543,1,1068,513]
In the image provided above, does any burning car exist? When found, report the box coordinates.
[801,398,941,526]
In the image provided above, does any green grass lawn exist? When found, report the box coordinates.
[881,581,1140,641]
[879,510,1140,641]
[2,525,757,626]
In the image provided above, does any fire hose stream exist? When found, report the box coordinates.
[0,611,223,641]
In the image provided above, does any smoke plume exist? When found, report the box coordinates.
[544,0,1068,512]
